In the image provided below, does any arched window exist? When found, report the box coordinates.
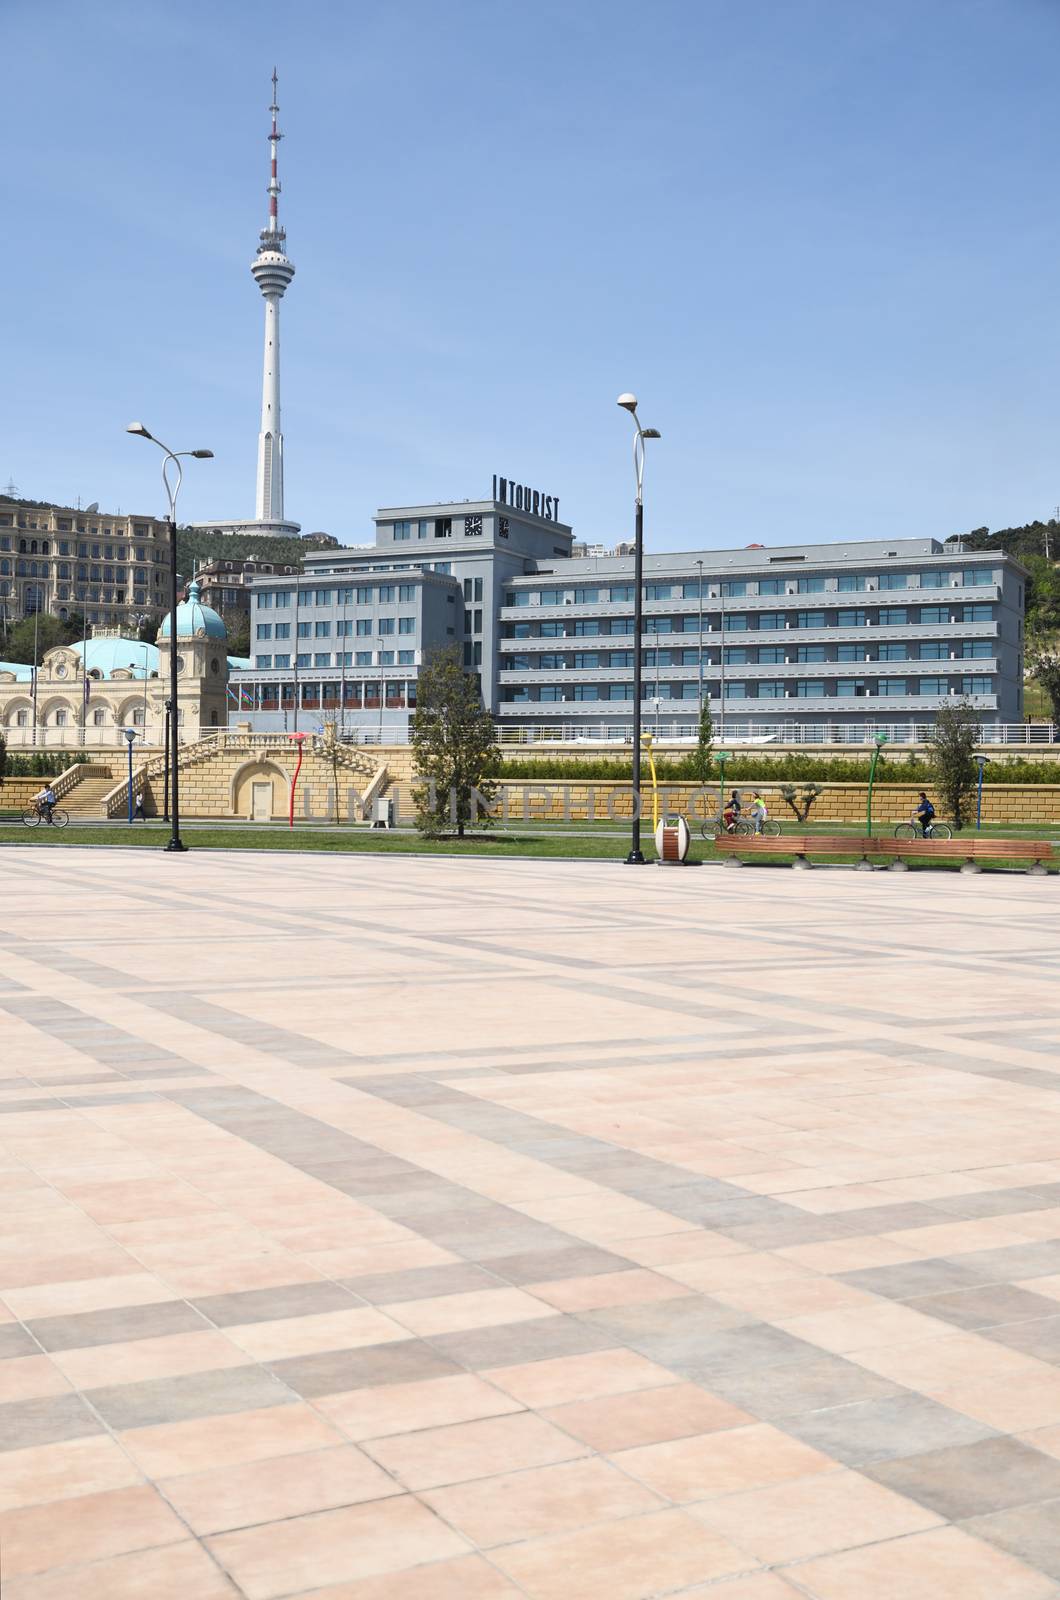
[55,709,68,727]
[93,709,106,727]
[16,709,28,727]
[131,707,145,726]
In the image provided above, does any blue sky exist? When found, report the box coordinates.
[5,0,1059,550]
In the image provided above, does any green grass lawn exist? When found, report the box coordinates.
[2,816,1055,870]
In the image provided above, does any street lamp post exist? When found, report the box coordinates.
[162,700,171,822]
[128,645,150,741]
[122,727,137,825]
[718,579,726,741]
[617,394,661,865]
[866,731,889,837]
[126,424,212,853]
[975,753,989,830]
[377,637,386,744]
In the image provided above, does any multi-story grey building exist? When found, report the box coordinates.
[237,489,572,730]
[498,539,1025,737]
[234,502,1025,738]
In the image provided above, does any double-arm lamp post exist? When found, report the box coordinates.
[125,424,212,853]
[617,395,661,864]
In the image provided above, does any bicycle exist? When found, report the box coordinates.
[893,818,952,841]
[21,807,70,830]
[700,816,782,840]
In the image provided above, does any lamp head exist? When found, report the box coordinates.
[126,422,152,440]
[642,428,661,439]
[123,727,137,744]
[191,449,214,459]
[874,732,889,748]
[617,393,638,413]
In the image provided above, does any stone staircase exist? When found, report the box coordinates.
[62,774,119,817]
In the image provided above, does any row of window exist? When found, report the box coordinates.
[255,617,417,641]
[501,676,996,703]
[0,537,155,561]
[391,517,484,540]
[503,606,996,638]
[503,571,997,607]
[250,682,418,709]
[256,582,422,609]
[254,650,418,669]
[502,640,996,669]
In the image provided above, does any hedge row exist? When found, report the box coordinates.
[500,752,1060,785]
[0,751,91,779]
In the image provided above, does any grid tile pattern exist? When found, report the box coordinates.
[1,847,1060,1596]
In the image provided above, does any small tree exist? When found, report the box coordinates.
[1028,639,1060,726]
[779,781,823,823]
[318,719,342,825]
[927,698,981,830]
[686,700,714,783]
[411,646,501,838]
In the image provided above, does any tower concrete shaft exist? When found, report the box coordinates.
[251,69,295,525]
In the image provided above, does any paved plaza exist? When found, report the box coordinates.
[2,848,1060,1596]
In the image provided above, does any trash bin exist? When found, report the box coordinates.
[654,814,690,864]
[371,798,394,830]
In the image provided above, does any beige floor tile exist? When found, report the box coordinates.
[0,1273,175,1319]
[421,1455,665,1546]
[49,1328,250,1387]
[491,1507,754,1598]
[614,1423,836,1503]
[298,1553,524,1598]
[318,1373,523,1441]
[0,1484,186,1578]
[614,1232,749,1267]
[0,1435,143,1512]
[691,1466,942,1561]
[385,1287,553,1336]
[543,1383,753,1452]
[0,1539,239,1599]
[161,1443,400,1534]
[660,1252,817,1293]
[0,1356,72,1403]
[224,1305,407,1360]
[119,1400,342,1477]
[783,1525,1059,1599]
[362,1410,588,1490]
[207,1494,470,1599]
[484,1349,675,1408]
[773,1301,952,1354]
[680,1577,805,1599]
[525,1269,691,1312]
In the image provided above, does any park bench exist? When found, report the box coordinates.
[713,833,877,869]
[713,832,1054,874]
[876,836,1053,875]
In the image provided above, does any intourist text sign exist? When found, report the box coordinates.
[492,476,560,523]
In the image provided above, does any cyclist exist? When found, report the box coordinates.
[749,792,768,834]
[722,790,742,833]
[913,791,936,837]
[34,785,57,824]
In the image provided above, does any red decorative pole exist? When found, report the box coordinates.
[288,731,307,828]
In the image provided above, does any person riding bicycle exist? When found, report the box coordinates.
[749,792,768,834]
[914,791,935,837]
[722,790,742,833]
[34,786,57,824]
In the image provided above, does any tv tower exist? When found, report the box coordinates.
[251,69,295,525]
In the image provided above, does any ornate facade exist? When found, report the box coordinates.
[0,581,231,748]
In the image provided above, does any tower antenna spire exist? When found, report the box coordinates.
[251,68,295,526]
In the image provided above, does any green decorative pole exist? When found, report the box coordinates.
[715,750,730,826]
[866,732,889,837]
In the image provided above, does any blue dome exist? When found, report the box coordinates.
[158,578,227,641]
[71,638,160,679]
